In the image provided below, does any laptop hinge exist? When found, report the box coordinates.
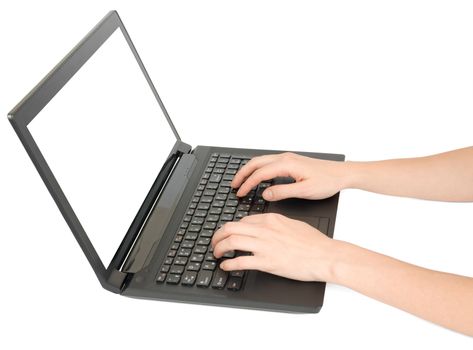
[106,269,131,293]
[107,140,193,282]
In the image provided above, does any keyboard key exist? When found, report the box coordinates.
[209,174,222,183]
[226,200,238,207]
[228,191,238,200]
[217,186,230,194]
[184,232,198,240]
[200,229,214,237]
[221,180,232,187]
[166,274,181,284]
[206,214,220,222]
[209,207,222,215]
[251,204,264,212]
[170,265,185,274]
[213,168,225,174]
[188,225,202,232]
[206,183,218,190]
[211,268,228,289]
[203,261,217,270]
[197,237,211,245]
[230,270,245,278]
[203,189,216,196]
[222,174,234,181]
[190,253,205,262]
[205,253,217,262]
[191,217,204,225]
[223,207,236,214]
[180,221,189,229]
[227,276,243,291]
[161,265,170,273]
[178,248,192,257]
[237,204,251,211]
[223,250,236,258]
[167,250,177,258]
[181,240,195,249]
[225,169,237,175]
[194,210,208,217]
[186,209,195,216]
[187,262,201,271]
[235,211,249,219]
[221,213,234,221]
[194,245,208,254]
[156,273,167,283]
[181,271,197,286]
[215,193,227,201]
[241,196,254,204]
[174,257,188,265]
[203,222,216,230]
[196,270,213,287]
[174,234,184,243]
[200,196,213,203]
[164,257,174,265]
[197,203,210,210]
[212,200,225,208]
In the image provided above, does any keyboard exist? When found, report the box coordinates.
[156,153,272,291]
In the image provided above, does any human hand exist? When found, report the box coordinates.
[211,213,340,282]
[231,152,348,201]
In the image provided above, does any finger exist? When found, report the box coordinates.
[231,154,278,189]
[211,221,260,247]
[236,163,291,197]
[213,234,261,258]
[220,255,261,271]
[262,181,308,201]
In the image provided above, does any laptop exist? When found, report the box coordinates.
[8,10,344,313]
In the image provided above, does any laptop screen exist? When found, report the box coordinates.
[28,28,177,266]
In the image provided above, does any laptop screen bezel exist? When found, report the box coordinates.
[8,11,189,291]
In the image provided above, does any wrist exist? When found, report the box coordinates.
[322,240,363,285]
[340,160,368,190]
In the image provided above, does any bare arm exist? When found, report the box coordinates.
[211,214,473,337]
[332,241,473,336]
[216,147,473,336]
[232,146,473,202]
[345,146,473,202]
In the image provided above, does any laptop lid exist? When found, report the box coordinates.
[8,11,190,292]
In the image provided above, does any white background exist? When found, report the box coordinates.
[1,0,472,348]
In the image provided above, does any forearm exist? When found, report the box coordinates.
[326,241,473,336]
[343,146,473,201]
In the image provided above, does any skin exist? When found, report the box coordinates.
[210,147,473,336]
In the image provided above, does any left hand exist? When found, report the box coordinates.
[211,213,339,282]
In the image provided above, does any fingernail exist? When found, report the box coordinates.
[264,189,273,200]
[220,262,226,270]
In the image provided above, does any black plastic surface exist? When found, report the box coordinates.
[123,145,344,313]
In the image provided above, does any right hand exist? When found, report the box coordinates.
[231,152,348,201]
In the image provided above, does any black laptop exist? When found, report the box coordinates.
[8,11,344,313]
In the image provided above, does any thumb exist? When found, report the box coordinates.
[262,181,308,201]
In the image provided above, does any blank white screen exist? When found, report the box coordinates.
[28,28,177,266]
